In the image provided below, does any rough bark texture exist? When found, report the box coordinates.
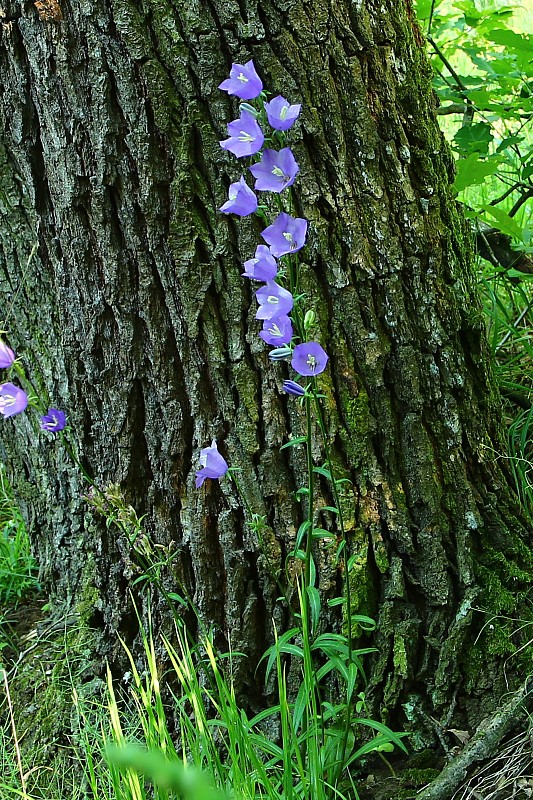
[1,0,531,745]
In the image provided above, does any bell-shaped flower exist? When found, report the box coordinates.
[40,408,66,432]
[249,148,299,193]
[219,176,258,216]
[262,212,308,257]
[195,439,229,488]
[0,382,28,418]
[219,60,263,100]
[264,95,301,131]
[259,315,293,345]
[255,282,294,320]
[292,342,329,376]
[242,245,278,281]
[220,111,264,158]
[0,341,15,369]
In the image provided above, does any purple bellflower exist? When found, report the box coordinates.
[0,383,28,418]
[292,342,329,376]
[220,111,264,158]
[249,148,299,193]
[195,439,229,488]
[0,341,15,369]
[242,245,278,281]
[220,176,258,216]
[40,408,66,432]
[218,60,263,100]
[283,380,306,396]
[256,282,294,320]
[259,315,293,345]
[264,95,302,131]
[262,212,308,257]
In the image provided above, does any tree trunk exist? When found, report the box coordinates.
[1,0,531,746]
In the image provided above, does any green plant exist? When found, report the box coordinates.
[415,0,533,514]
[72,607,404,800]
[0,465,38,608]
[417,0,533,240]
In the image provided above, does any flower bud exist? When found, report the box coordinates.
[268,346,293,361]
[303,310,316,332]
[283,380,305,396]
[239,103,260,118]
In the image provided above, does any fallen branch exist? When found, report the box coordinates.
[415,678,533,800]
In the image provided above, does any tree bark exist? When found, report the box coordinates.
[1,0,531,745]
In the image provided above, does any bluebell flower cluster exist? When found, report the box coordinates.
[0,336,66,431]
[195,59,330,488]
[218,60,329,389]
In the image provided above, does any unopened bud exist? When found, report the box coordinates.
[239,103,260,118]
[303,310,316,331]
[283,380,305,396]
[269,346,292,361]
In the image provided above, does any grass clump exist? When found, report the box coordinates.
[0,464,38,609]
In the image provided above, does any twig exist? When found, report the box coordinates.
[509,190,533,218]
[428,37,475,126]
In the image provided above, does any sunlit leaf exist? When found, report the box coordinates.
[453,153,502,193]
[481,204,524,241]
[454,122,493,155]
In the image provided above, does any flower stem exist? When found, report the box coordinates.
[304,392,314,590]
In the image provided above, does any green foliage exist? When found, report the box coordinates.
[416,0,532,246]
[77,606,405,800]
[0,465,38,610]
[415,0,533,512]
[105,745,229,800]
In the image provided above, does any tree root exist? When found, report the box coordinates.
[415,678,533,800]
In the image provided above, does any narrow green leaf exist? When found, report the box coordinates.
[311,527,336,539]
[280,436,307,450]
[347,553,359,571]
[322,505,339,514]
[351,718,409,752]
[313,466,332,480]
[333,477,352,486]
[259,628,300,682]
[351,614,377,631]
[293,680,310,732]
[296,520,311,548]
[307,585,321,633]
[167,592,187,605]
[309,553,317,585]
[328,596,347,607]
[279,643,305,659]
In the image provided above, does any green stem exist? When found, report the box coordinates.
[304,393,314,590]
[311,385,355,785]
